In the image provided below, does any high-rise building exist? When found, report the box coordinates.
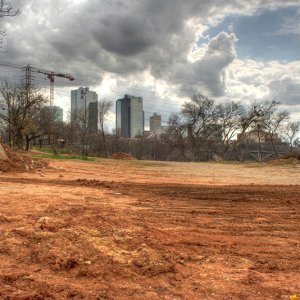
[150,113,161,134]
[71,87,98,133]
[116,94,144,138]
[41,106,63,123]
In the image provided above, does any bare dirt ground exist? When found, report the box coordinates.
[0,158,299,299]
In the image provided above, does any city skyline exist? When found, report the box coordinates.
[1,1,299,129]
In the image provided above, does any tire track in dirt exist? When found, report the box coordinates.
[0,176,299,298]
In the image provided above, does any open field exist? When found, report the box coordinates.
[0,158,299,299]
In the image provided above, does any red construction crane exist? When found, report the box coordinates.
[32,67,75,106]
[0,62,75,106]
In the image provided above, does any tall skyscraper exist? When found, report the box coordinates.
[116,94,144,138]
[71,87,98,133]
[150,113,161,134]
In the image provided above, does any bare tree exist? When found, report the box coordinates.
[246,101,286,162]
[0,80,47,149]
[130,135,147,160]
[166,113,188,161]
[72,109,90,158]
[232,101,279,161]
[0,0,20,45]
[0,0,19,18]
[0,79,15,146]
[182,94,218,161]
[23,113,43,151]
[98,99,112,158]
[215,101,245,159]
[38,108,65,154]
[149,138,170,161]
[280,121,300,152]
[56,122,73,150]
[19,86,48,150]
[262,108,289,156]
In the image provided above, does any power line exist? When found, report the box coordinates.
[0,60,230,96]
[0,60,216,123]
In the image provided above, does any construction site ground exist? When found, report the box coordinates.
[0,158,299,299]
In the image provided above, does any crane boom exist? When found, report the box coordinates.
[34,68,75,81]
[0,62,75,106]
[33,67,75,106]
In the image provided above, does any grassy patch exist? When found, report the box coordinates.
[32,146,54,154]
[31,146,96,161]
[31,153,95,161]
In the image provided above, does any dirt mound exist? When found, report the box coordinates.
[268,152,300,165]
[109,152,136,160]
[0,144,8,160]
[268,158,299,165]
[281,152,300,160]
[0,144,48,172]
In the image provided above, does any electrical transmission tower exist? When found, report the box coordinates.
[22,64,34,89]
[0,61,75,106]
[22,64,74,106]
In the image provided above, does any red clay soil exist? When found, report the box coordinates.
[109,152,136,160]
[268,152,300,165]
[0,144,48,172]
[282,152,300,160]
[268,158,299,165]
[0,159,299,299]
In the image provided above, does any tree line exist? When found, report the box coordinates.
[164,94,299,162]
[0,81,299,162]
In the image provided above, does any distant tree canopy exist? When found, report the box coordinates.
[164,94,295,162]
[0,83,298,161]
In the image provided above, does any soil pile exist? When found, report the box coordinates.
[0,144,8,160]
[0,144,48,172]
[268,152,300,165]
[268,158,299,165]
[109,152,136,160]
[281,152,300,160]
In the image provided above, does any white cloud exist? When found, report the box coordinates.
[279,8,300,35]
[171,31,238,97]
[225,59,300,120]
[1,0,299,125]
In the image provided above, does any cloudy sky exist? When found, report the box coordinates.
[1,0,300,128]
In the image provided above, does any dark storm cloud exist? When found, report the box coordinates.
[95,15,155,56]
[2,0,300,97]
